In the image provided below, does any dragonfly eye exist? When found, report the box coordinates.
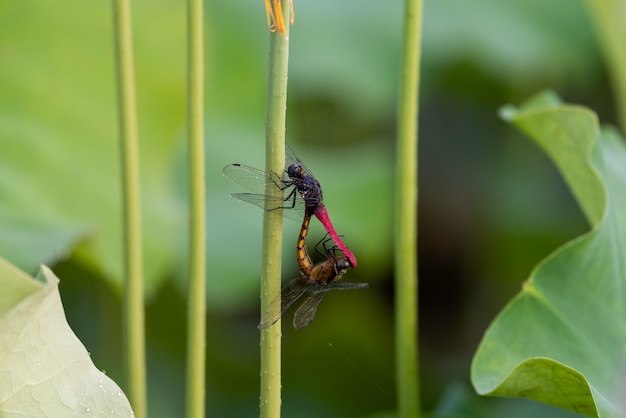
[287,164,303,179]
[336,259,351,271]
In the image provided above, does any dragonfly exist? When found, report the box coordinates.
[258,212,368,330]
[223,143,357,268]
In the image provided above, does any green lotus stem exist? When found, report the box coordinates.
[111,0,147,417]
[584,0,626,131]
[394,0,423,416]
[185,0,206,416]
[260,2,290,417]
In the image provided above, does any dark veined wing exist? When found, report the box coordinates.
[229,192,306,222]
[285,144,317,180]
[224,163,307,221]
[292,281,369,329]
[292,290,326,329]
[223,163,285,195]
[325,282,370,290]
[258,278,312,329]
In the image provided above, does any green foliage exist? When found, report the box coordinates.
[585,0,626,128]
[0,258,133,416]
[0,0,397,307]
[0,0,597,306]
[0,0,185,292]
[0,0,618,416]
[472,91,626,417]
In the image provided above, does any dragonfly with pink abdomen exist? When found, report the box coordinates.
[223,143,357,268]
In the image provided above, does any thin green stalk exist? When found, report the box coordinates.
[185,0,206,416]
[584,0,626,131]
[112,0,146,417]
[394,0,423,417]
[260,2,290,417]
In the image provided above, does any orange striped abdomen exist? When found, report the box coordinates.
[296,213,313,276]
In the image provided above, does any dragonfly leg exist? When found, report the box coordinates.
[263,182,299,214]
[266,184,298,211]
[282,186,298,209]
[314,234,330,258]
[315,234,344,258]
[268,171,286,189]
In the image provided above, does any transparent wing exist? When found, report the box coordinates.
[292,290,326,329]
[326,282,370,290]
[292,282,369,329]
[224,163,307,221]
[258,278,311,329]
[223,163,285,195]
[229,192,306,222]
[285,143,317,180]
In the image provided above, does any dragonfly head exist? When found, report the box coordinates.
[335,258,352,273]
[287,163,304,179]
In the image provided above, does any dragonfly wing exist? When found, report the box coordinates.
[230,193,306,222]
[230,193,286,212]
[285,144,317,180]
[326,282,370,290]
[223,163,285,195]
[258,278,310,329]
[225,163,307,221]
[290,283,368,329]
[292,289,326,329]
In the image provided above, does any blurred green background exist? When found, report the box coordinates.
[0,0,613,416]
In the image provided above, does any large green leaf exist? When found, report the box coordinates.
[471,91,626,417]
[0,258,133,416]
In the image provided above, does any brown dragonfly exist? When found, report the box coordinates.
[258,211,368,330]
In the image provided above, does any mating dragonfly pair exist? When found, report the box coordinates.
[223,144,368,329]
